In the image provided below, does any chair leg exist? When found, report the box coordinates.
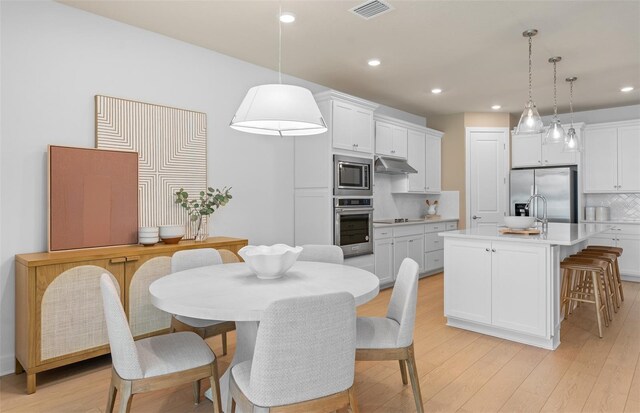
[193,380,201,405]
[230,399,236,413]
[348,386,360,413]
[591,271,604,338]
[398,360,408,385]
[406,345,424,413]
[210,362,223,413]
[118,380,133,413]
[222,332,228,356]
[106,378,117,413]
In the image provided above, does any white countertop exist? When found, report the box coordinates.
[373,217,458,228]
[580,220,640,225]
[439,223,613,246]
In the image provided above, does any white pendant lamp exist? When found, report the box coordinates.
[544,56,565,144]
[516,29,544,134]
[563,77,580,152]
[230,9,327,137]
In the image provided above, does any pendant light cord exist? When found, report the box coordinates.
[528,35,533,102]
[569,80,574,127]
[278,5,282,84]
[553,60,558,118]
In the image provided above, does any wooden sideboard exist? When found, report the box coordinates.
[14,237,248,394]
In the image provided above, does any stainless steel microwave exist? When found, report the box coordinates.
[334,155,373,196]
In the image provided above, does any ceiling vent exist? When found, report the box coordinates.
[349,0,394,20]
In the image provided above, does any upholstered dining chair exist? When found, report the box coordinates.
[170,248,237,355]
[355,258,423,413]
[228,292,359,413]
[99,274,222,413]
[299,244,344,264]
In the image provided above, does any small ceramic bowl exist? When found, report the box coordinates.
[504,216,536,230]
[238,244,303,279]
[159,225,185,238]
[139,226,159,234]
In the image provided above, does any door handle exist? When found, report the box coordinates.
[126,256,140,262]
[110,257,126,264]
[473,215,482,220]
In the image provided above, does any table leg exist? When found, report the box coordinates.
[205,321,259,412]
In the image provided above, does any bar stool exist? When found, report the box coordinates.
[560,257,610,338]
[566,255,614,321]
[575,250,620,311]
[586,245,624,302]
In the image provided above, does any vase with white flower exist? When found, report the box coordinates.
[175,186,232,241]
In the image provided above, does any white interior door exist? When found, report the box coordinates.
[467,128,508,229]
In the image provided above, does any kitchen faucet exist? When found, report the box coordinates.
[527,194,548,231]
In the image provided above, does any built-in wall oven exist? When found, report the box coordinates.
[334,155,373,196]
[334,198,373,258]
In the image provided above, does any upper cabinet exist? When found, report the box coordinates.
[584,121,640,193]
[315,91,378,155]
[389,124,443,194]
[375,120,408,159]
[511,123,583,168]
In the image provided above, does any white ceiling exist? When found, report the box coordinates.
[59,0,640,118]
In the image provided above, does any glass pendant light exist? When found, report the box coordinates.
[230,7,327,137]
[516,29,544,134]
[544,56,565,143]
[563,77,580,152]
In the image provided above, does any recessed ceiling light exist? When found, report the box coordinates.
[491,105,502,110]
[431,88,442,94]
[621,86,634,92]
[279,12,296,23]
[368,59,381,67]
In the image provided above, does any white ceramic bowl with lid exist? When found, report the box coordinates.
[238,244,303,279]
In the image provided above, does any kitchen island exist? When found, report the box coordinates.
[439,223,612,349]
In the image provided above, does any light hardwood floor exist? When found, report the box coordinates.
[1,273,639,413]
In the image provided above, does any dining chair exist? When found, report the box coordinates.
[299,244,344,264]
[170,248,237,356]
[99,274,222,413]
[355,257,423,413]
[219,249,241,264]
[228,292,359,413]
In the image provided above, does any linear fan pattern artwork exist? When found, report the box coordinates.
[96,96,207,238]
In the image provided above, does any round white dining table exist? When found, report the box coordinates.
[149,261,380,412]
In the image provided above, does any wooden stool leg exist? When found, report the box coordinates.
[592,271,604,338]
[222,332,228,356]
[193,380,200,405]
[615,258,624,302]
[399,359,408,385]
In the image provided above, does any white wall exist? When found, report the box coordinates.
[541,104,640,124]
[0,1,425,375]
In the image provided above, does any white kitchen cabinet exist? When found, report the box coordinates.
[331,100,374,154]
[444,238,549,336]
[375,121,407,159]
[511,133,542,167]
[589,225,640,281]
[584,121,640,193]
[444,239,493,324]
[425,132,442,193]
[390,126,443,194]
[618,125,640,192]
[511,126,580,168]
[407,129,426,192]
[374,238,395,286]
[393,234,424,275]
[491,242,547,337]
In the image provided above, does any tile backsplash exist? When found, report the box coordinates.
[584,193,640,221]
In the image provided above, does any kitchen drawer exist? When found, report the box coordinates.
[425,222,446,233]
[424,250,444,273]
[609,225,640,235]
[445,221,458,231]
[394,224,424,237]
[374,227,394,239]
[425,233,443,252]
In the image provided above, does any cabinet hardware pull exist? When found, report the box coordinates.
[110,257,126,264]
[485,248,490,252]
[127,256,140,262]
[492,249,496,252]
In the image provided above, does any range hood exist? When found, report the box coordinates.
[374,156,418,174]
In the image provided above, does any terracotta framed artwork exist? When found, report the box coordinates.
[95,95,207,239]
[48,145,139,251]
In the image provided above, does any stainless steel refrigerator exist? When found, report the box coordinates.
[510,166,578,223]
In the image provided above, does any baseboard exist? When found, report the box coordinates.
[0,353,16,376]
[621,274,640,283]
